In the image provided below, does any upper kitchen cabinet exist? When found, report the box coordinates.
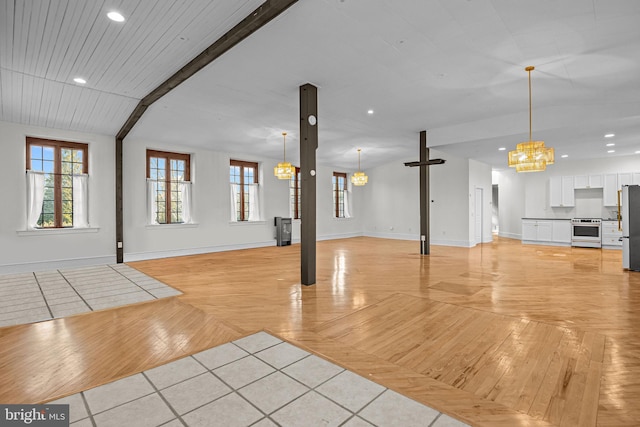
[619,173,632,187]
[550,176,575,207]
[574,174,603,189]
[603,173,618,206]
[603,173,639,206]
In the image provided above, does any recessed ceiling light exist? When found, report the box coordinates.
[636,151,640,154]
[606,143,615,147]
[498,147,506,151]
[561,154,568,158]
[73,77,86,84]
[605,133,615,138]
[107,11,125,22]
[367,110,374,115]
[607,150,615,153]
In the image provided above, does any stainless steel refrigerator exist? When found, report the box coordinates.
[621,185,640,271]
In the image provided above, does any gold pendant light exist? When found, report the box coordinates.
[508,66,554,172]
[274,132,295,179]
[351,148,368,186]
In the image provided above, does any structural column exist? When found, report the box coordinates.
[420,130,429,255]
[300,84,318,285]
[116,138,124,263]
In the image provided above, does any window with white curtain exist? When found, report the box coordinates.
[230,160,260,221]
[332,171,351,218]
[26,137,89,229]
[146,149,192,224]
[290,167,301,219]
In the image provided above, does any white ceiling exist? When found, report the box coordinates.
[2,0,640,171]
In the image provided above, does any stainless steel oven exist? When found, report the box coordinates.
[571,218,601,248]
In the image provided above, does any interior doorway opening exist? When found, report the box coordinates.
[492,184,499,234]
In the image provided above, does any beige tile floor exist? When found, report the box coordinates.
[0,264,181,328]
[50,332,470,427]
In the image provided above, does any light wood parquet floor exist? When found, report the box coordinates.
[0,236,638,426]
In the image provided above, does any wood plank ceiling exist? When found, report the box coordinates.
[0,0,263,135]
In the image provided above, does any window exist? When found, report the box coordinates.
[290,167,301,219]
[333,172,347,218]
[230,160,259,221]
[26,137,88,228]
[147,149,191,224]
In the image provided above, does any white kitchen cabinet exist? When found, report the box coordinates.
[574,174,603,189]
[602,220,622,248]
[522,220,553,242]
[550,176,575,207]
[619,172,632,187]
[551,220,571,243]
[603,173,618,206]
[633,173,640,185]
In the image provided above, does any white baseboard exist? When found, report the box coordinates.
[363,232,419,241]
[522,240,571,247]
[317,232,364,241]
[0,255,116,275]
[499,231,521,240]
[124,240,277,262]
[430,238,474,248]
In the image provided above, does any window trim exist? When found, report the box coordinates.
[146,149,191,224]
[230,159,259,222]
[290,166,301,220]
[26,137,89,228]
[333,171,347,218]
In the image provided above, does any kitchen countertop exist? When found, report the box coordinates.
[522,218,620,221]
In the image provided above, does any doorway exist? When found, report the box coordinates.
[492,184,499,234]
[475,187,483,245]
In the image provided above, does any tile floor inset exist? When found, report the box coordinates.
[49,332,471,427]
[0,264,181,328]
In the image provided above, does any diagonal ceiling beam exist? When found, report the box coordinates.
[115,0,299,264]
[116,0,299,141]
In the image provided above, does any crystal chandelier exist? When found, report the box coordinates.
[351,148,368,186]
[508,66,554,172]
[274,132,295,179]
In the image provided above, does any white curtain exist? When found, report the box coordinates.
[248,184,261,221]
[180,181,192,224]
[230,183,239,221]
[147,179,158,225]
[26,171,45,229]
[72,174,89,228]
[343,184,352,218]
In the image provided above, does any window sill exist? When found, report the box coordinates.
[332,217,353,221]
[229,220,266,226]
[145,223,199,229]
[17,227,100,236]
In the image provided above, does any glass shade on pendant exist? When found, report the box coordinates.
[351,171,368,186]
[508,141,555,172]
[274,162,295,180]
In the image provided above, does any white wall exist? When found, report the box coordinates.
[0,117,502,272]
[494,169,526,239]
[362,149,491,248]
[362,160,420,240]
[0,121,116,273]
[494,154,640,239]
[122,138,364,261]
[469,159,493,244]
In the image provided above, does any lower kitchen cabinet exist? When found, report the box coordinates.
[522,219,570,245]
[602,220,622,248]
[551,220,571,243]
